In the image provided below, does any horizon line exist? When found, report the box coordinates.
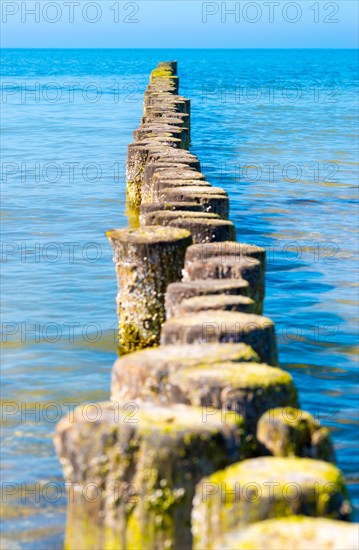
[1,46,358,50]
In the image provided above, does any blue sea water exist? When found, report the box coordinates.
[1,49,358,548]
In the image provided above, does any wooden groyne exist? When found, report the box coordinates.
[54,62,356,550]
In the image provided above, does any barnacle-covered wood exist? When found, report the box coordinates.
[107,226,192,354]
[143,111,190,132]
[55,402,246,550]
[160,311,278,366]
[192,456,352,549]
[257,407,335,462]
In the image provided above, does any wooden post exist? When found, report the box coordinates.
[55,402,246,550]
[139,202,203,226]
[160,311,278,366]
[107,226,192,353]
[182,256,264,314]
[165,279,251,318]
[161,187,230,219]
[184,241,266,278]
[192,456,352,549]
[257,407,335,461]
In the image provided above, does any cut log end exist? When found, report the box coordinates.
[214,517,359,550]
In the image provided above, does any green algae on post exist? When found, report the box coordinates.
[54,60,356,550]
[55,402,246,550]
[192,456,352,549]
[107,226,192,354]
[111,342,260,401]
[164,361,298,436]
[214,516,359,550]
[257,407,335,462]
[126,140,189,207]
[157,61,177,74]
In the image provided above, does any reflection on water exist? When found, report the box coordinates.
[1,49,358,547]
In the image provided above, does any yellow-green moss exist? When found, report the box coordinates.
[215,516,358,550]
[174,361,293,389]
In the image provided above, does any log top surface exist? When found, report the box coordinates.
[186,241,265,259]
[216,517,358,550]
[171,360,292,387]
[106,225,192,244]
[58,401,243,433]
[203,456,344,487]
[168,279,250,291]
[115,342,259,367]
[163,310,274,328]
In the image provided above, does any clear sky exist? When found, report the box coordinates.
[1,0,358,48]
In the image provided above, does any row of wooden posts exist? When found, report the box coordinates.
[54,62,357,549]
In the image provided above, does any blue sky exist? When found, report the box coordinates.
[2,0,358,48]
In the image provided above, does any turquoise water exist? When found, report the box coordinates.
[1,49,358,547]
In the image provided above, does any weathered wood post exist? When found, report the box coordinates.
[139,202,203,226]
[182,257,264,314]
[148,214,236,244]
[165,279,251,318]
[55,402,247,550]
[257,407,335,461]
[184,242,266,271]
[192,456,352,549]
[161,311,278,366]
[107,226,192,353]
[161,187,230,219]
[126,139,184,207]
[183,242,266,311]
